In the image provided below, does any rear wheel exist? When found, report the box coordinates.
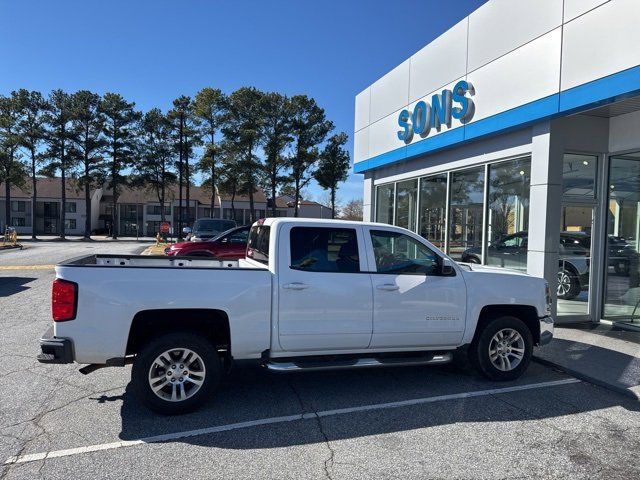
[557,268,580,300]
[132,332,221,415]
[469,316,533,381]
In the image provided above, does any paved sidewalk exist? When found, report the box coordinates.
[534,322,640,399]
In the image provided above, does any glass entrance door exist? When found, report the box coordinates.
[604,153,640,322]
[557,204,594,317]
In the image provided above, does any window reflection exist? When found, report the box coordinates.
[604,153,640,322]
[485,158,531,271]
[395,180,418,231]
[449,167,484,261]
[375,184,394,225]
[418,174,447,249]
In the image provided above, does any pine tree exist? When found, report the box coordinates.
[313,132,350,219]
[43,89,75,239]
[289,95,333,217]
[223,87,265,224]
[0,93,26,232]
[260,92,294,217]
[135,109,176,223]
[194,88,226,216]
[16,89,47,239]
[69,90,108,238]
[100,93,140,239]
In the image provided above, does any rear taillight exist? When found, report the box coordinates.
[52,279,78,322]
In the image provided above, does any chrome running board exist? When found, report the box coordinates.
[265,352,452,372]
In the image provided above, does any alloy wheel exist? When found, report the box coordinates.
[148,348,206,402]
[557,271,572,297]
[488,328,525,372]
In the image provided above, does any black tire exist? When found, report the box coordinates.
[469,316,533,381]
[131,332,221,415]
[557,268,580,300]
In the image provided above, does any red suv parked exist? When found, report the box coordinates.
[165,225,250,259]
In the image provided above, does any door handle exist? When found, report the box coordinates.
[376,284,399,291]
[283,282,310,290]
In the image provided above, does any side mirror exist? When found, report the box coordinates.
[441,258,455,276]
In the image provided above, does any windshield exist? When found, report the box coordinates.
[212,226,248,242]
[193,219,236,233]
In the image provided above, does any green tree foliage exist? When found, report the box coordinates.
[313,132,350,219]
[217,141,246,221]
[100,93,141,239]
[15,89,47,238]
[198,144,219,216]
[70,90,108,238]
[289,95,333,217]
[43,89,75,239]
[135,108,176,222]
[260,92,294,216]
[0,93,26,231]
[194,88,226,215]
[0,86,346,234]
[223,87,265,223]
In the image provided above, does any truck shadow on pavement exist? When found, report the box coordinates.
[0,277,37,297]
[115,362,640,449]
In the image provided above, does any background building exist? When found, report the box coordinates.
[354,0,640,325]
[1,179,330,237]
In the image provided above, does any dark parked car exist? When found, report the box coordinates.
[461,231,590,300]
[188,218,237,241]
[165,225,250,259]
[607,235,636,275]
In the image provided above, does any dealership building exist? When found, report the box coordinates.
[355,0,640,324]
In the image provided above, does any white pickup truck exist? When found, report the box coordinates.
[38,218,554,414]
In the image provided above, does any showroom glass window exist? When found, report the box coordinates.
[486,158,531,271]
[376,184,395,224]
[418,174,447,249]
[604,152,640,321]
[448,167,484,261]
[562,154,597,197]
[395,179,418,231]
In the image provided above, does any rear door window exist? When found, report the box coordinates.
[247,226,270,265]
[290,227,360,273]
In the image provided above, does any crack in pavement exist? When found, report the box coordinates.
[287,380,335,480]
[0,381,129,480]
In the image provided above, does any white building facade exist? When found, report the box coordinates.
[355,0,640,324]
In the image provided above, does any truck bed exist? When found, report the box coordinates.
[60,254,248,269]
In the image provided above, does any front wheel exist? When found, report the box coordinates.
[132,332,221,415]
[469,316,533,381]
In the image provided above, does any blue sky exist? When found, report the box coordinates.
[0,0,486,204]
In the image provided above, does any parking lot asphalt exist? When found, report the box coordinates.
[2,242,640,479]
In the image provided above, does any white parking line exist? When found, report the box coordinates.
[4,378,580,465]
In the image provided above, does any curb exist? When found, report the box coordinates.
[0,244,24,252]
[533,355,640,401]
